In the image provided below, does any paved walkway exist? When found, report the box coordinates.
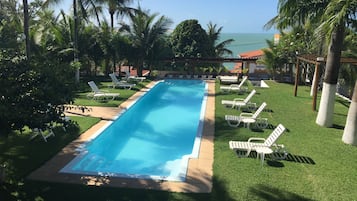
[27,80,215,193]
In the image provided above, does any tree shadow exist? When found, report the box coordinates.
[336,98,351,108]
[250,184,315,201]
[236,151,316,166]
[332,124,345,130]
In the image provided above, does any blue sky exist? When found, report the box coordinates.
[138,0,279,33]
[54,0,279,33]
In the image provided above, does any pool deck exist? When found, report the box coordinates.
[27,80,215,193]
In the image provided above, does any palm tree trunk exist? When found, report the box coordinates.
[110,13,114,30]
[23,0,30,60]
[316,24,345,127]
[73,0,80,83]
[342,80,357,145]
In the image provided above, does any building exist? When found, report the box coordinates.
[230,49,269,79]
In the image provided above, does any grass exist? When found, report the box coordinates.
[1,80,357,201]
[74,80,150,107]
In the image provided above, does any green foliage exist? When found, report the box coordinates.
[0,51,76,135]
[125,7,172,76]
[170,19,211,58]
[0,0,22,54]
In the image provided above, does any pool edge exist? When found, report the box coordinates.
[27,80,215,193]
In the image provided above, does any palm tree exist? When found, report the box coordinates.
[266,0,357,127]
[342,80,357,145]
[23,0,30,60]
[315,0,356,127]
[43,0,100,82]
[97,0,134,30]
[95,0,135,76]
[125,7,172,76]
[206,22,234,57]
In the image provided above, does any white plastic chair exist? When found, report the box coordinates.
[229,124,287,158]
[87,81,120,101]
[225,102,268,129]
[221,89,257,110]
[220,76,248,92]
[109,73,136,89]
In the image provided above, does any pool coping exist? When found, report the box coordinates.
[27,80,215,193]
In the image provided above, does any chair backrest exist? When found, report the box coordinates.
[263,124,286,147]
[124,70,130,79]
[252,102,267,118]
[109,73,119,83]
[243,89,256,103]
[237,76,248,88]
[88,81,100,93]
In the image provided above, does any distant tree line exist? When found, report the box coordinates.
[0,0,234,136]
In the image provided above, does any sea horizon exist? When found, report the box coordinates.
[218,33,274,69]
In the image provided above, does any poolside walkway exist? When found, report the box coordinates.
[27,80,215,193]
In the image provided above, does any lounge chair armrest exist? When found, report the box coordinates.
[233,98,244,101]
[248,137,266,142]
[255,118,269,129]
[240,113,254,118]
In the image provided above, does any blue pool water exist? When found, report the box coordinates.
[61,79,207,181]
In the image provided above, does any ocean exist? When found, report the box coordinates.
[218,33,274,69]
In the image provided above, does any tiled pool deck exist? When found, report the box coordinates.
[27,80,215,193]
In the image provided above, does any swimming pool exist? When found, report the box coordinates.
[61,79,207,181]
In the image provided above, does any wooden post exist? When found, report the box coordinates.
[312,57,324,111]
[294,58,300,96]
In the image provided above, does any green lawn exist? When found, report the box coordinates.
[1,80,356,201]
[74,80,150,107]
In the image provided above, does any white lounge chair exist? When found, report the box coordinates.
[221,89,256,110]
[30,128,55,142]
[128,76,146,82]
[109,73,136,89]
[220,76,248,92]
[229,124,287,158]
[123,70,146,82]
[218,75,238,83]
[87,81,120,101]
[225,102,268,128]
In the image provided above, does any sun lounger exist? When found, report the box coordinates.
[220,76,248,92]
[229,124,287,158]
[128,75,146,82]
[109,73,136,89]
[87,81,120,101]
[30,128,55,142]
[221,89,256,110]
[225,102,268,128]
[218,75,238,83]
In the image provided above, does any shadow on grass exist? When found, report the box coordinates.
[332,124,345,130]
[336,98,351,108]
[236,151,316,166]
[211,176,235,201]
[250,184,315,201]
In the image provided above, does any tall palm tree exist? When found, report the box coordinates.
[98,0,134,30]
[206,22,234,57]
[43,0,100,82]
[125,7,172,76]
[94,0,135,76]
[315,0,356,127]
[23,0,30,60]
[342,80,357,145]
[266,0,357,127]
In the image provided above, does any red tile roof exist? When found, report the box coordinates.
[239,49,264,58]
[229,49,264,73]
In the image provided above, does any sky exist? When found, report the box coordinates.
[54,0,279,33]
